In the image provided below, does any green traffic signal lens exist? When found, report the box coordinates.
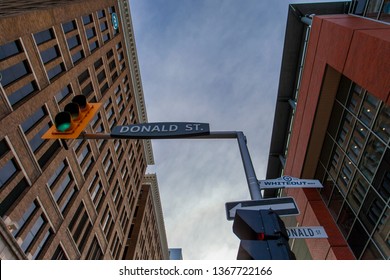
[55,111,72,132]
[57,122,72,132]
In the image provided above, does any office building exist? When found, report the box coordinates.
[266,0,389,260]
[0,0,168,259]
[169,248,183,260]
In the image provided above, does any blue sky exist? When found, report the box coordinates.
[128,0,322,260]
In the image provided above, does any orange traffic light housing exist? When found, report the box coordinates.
[42,95,101,139]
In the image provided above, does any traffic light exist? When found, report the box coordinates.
[233,209,296,260]
[42,95,101,139]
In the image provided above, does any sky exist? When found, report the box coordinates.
[128,0,322,260]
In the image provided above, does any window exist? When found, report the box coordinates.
[1,60,30,87]
[68,202,92,252]
[86,236,103,259]
[62,20,77,34]
[7,81,38,107]
[40,46,60,64]
[47,63,65,81]
[72,50,85,64]
[97,9,105,19]
[55,85,73,104]
[34,29,55,45]
[52,245,68,260]
[21,106,47,133]
[85,27,96,40]
[78,69,90,85]
[82,14,93,25]
[67,35,81,50]
[0,40,22,60]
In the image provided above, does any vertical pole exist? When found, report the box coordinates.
[236,132,262,200]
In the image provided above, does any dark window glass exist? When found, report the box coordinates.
[100,83,109,94]
[337,111,355,150]
[82,82,93,97]
[29,124,49,152]
[62,20,77,33]
[359,94,381,128]
[89,41,99,52]
[0,159,18,188]
[0,178,29,217]
[38,140,60,168]
[359,188,386,234]
[347,172,369,213]
[347,122,368,164]
[13,201,37,237]
[372,150,390,202]
[100,21,108,32]
[372,206,389,258]
[97,10,105,19]
[1,60,30,87]
[8,81,38,107]
[94,58,103,70]
[82,14,93,25]
[359,134,386,182]
[337,202,355,237]
[60,185,77,214]
[85,27,96,39]
[20,216,45,252]
[53,173,72,201]
[55,85,72,103]
[52,245,68,260]
[102,33,110,43]
[86,236,103,260]
[47,63,65,80]
[78,69,90,84]
[109,60,116,71]
[0,139,9,157]
[47,161,66,188]
[373,104,390,143]
[67,35,81,50]
[346,84,364,115]
[97,70,106,83]
[34,29,55,45]
[32,228,52,259]
[361,241,384,260]
[72,50,84,64]
[347,220,369,258]
[328,187,344,219]
[0,40,22,61]
[106,49,113,59]
[21,106,47,133]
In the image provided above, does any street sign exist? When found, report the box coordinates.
[286,226,328,239]
[259,175,323,189]
[111,122,210,139]
[225,197,299,221]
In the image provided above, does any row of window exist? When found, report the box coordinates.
[315,77,389,259]
[0,6,120,111]
[350,0,390,23]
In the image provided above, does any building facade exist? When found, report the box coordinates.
[0,0,168,260]
[266,1,389,260]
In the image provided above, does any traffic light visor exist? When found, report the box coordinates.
[55,112,73,132]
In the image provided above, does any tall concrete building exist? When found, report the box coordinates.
[266,0,389,259]
[0,0,168,259]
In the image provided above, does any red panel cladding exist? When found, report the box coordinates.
[285,16,323,176]
[344,28,390,104]
[315,17,354,72]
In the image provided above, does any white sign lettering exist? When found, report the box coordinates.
[259,176,323,189]
[286,226,328,239]
[111,122,210,139]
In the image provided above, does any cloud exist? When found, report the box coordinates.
[130,0,302,259]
